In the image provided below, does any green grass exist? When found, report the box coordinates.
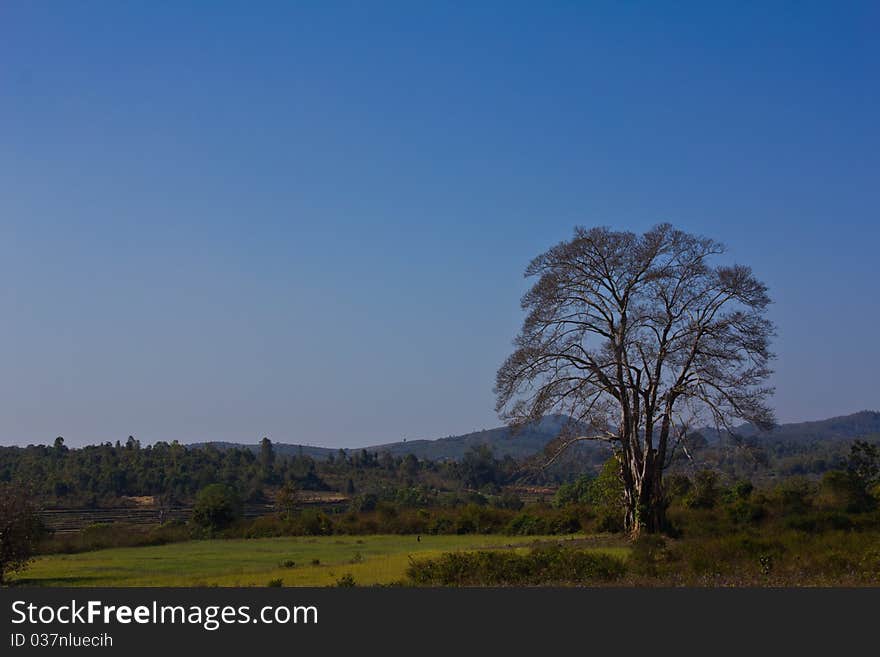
[11,534,628,587]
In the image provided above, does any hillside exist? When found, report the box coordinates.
[196,410,879,462]
[197,416,570,461]
[716,410,880,444]
[363,415,570,460]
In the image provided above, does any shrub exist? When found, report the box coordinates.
[426,516,451,534]
[732,480,754,501]
[242,514,294,538]
[406,547,626,586]
[686,471,721,510]
[336,573,356,587]
[505,514,546,536]
[784,511,854,533]
[594,510,624,534]
[554,475,593,507]
[820,470,875,513]
[775,477,816,516]
[493,491,525,511]
[727,499,767,526]
[348,494,378,513]
[590,458,626,516]
[0,484,43,584]
[665,474,692,501]
[628,535,673,577]
[39,521,192,555]
[299,510,333,536]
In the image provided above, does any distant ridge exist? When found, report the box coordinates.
[362,415,570,460]
[724,410,880,443]
[193,410,880,461]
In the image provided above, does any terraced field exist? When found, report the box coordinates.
[40,494,347,533]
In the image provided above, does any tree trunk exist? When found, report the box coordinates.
[624,483,666,537]
[621,448,667,537]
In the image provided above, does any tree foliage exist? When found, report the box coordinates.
[0,483,43,584]
[191,483,242,533]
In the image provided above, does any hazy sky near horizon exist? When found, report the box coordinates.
[2,2,878,448]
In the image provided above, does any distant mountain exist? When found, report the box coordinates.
[194,410,880,461]
[711,410,880,444]
[362,415,571,461]
[196,415,571,461]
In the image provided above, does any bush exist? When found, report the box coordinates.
[493,491,525,511]
[665,474,692,501]
[349,494,378,513]
[299,509,333,536]
[784,511,854,533]
[727,499,767,526]
[39,521,192,555]
[594,510,625,534]
[628,535,673,577]
[820,470,875,513]
[686,471,721,510]
[505,514,546,536]
[590,458,625,517]
[732,480,754,501]
[0,484,43,584]
[554,475,593,507]
[406,547,626,586]
[242,514,295,538]
[336,573,356,587]
[775,478,816,516]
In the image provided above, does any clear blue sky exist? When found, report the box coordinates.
[1,2,877,447]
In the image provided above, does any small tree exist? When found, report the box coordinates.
[821,441,880,512]
[847,440,879,491]
[587,457,626,532]
[685,470,721,509]
[400,453,420,479]
[275,481,300,520]
[260,437,276,482]
[460,445,501,490]
[0,484,43,585]
[192,484,242,534]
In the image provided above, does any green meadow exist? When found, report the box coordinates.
[10,534,629,587]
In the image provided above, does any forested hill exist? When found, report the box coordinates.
[195,415,569,461]
[364,415,571,460]
[198,411,879,461]
[706,410,880,444]
[196,442,337,460]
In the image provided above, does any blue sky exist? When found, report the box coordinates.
[1,2,878,447]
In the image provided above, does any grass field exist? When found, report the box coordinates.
[11,534,629,587]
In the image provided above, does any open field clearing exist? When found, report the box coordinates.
[10,534,629,587]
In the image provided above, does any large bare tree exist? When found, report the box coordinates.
[495,224,775,535]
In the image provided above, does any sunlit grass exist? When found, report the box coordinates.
[11,534,627,587]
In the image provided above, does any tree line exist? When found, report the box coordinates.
[0,437,525,508]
